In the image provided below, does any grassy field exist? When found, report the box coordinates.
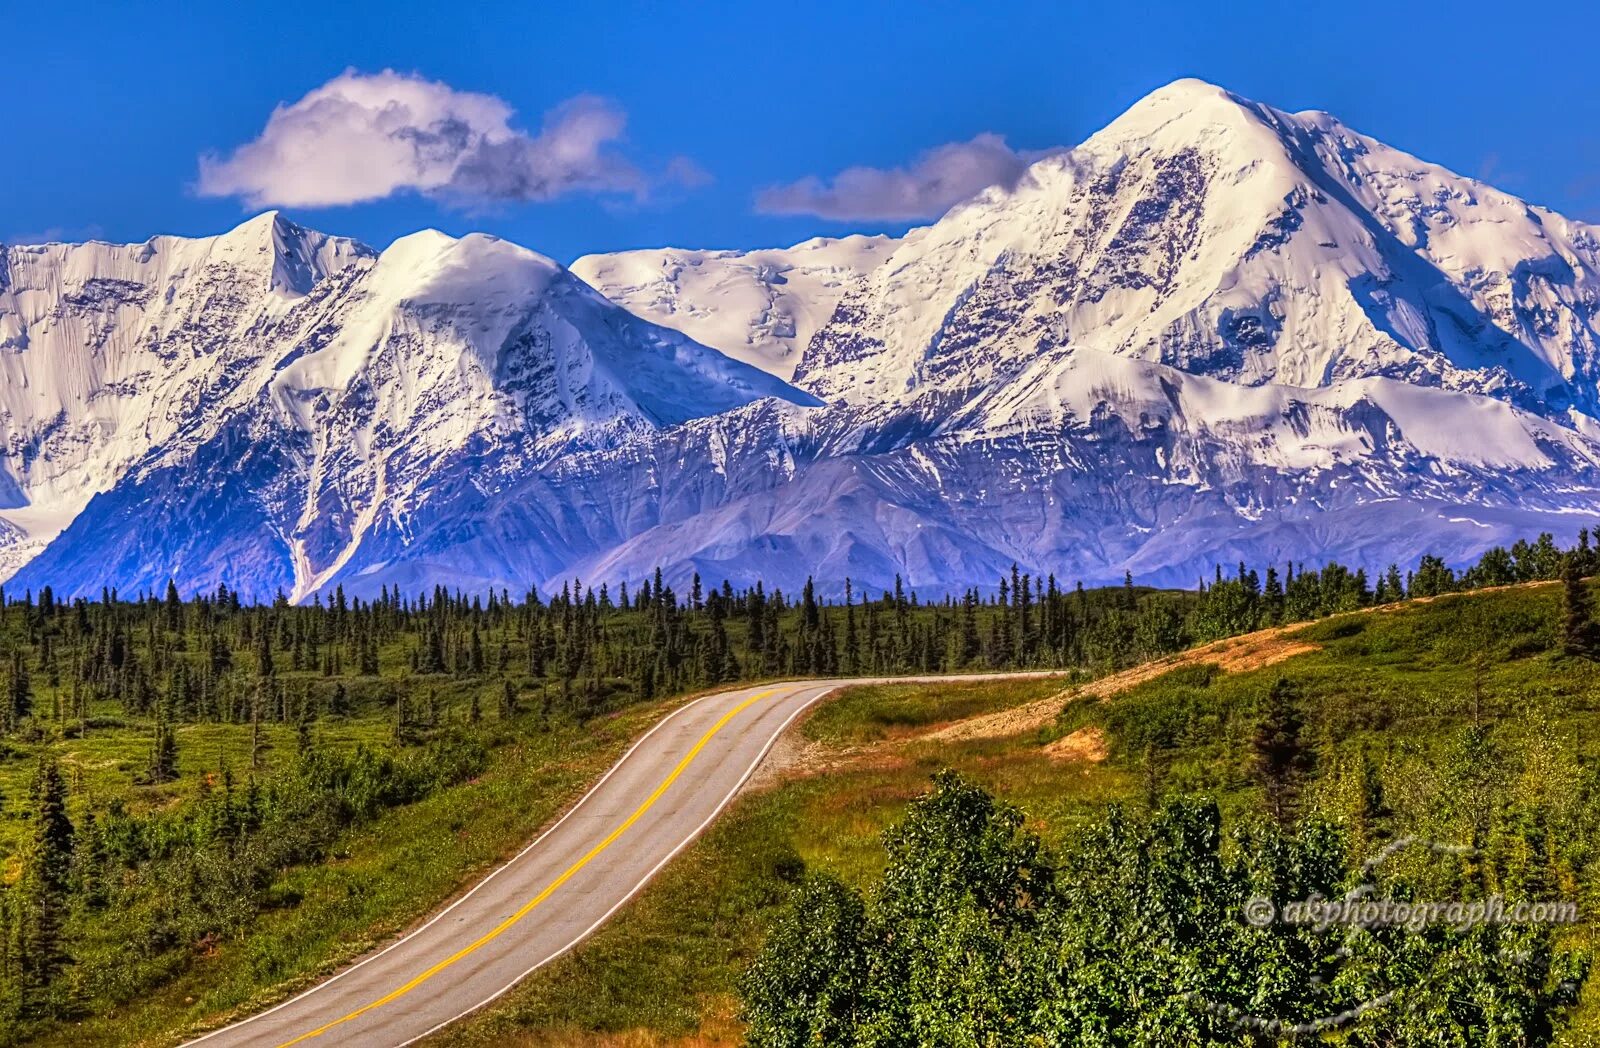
[0,574,1163,1045]
[2,578,1592,1045]
[3,686,694,1048]
[429,581,1600,1046]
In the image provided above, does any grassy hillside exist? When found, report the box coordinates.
[431,580,1600,1046]
[0,577,1150,1046]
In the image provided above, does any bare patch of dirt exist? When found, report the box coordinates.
[1042,727,1108,763]
[1210,634,1320,673]
[746,729,833,790]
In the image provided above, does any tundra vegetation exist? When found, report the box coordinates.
[439,535,1600,1047]
[1,531,1597,1045]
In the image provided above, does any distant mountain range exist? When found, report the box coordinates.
[5,79,1600,602]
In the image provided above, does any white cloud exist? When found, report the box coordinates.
[756,134,1061,222]
[197,70,663,209]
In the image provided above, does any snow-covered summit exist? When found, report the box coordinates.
[217,210,373,296]
[794,77,1600,424]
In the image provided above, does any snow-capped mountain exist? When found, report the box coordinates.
[0,212,373,578]
[8,79,1600,601]
[570,234,897,379]
[561,80,1600,594]
[2,214,814,600]
[796,79,1600,418]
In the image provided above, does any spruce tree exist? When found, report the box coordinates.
[73,809,107,910]
[249,685,264,770]
[1561,552,1596,659]
[27,760,73,898]
[18,759,74,1016]
[6,651,32,729]
[255,626,274,678]
[147,716,179,784]
[1251,677,1312,826]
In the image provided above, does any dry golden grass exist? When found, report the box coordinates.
[1043,726,1108,763]
[925,623,1321,743]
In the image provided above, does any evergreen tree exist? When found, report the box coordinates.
[147,715,179,784]
[26,760,73,899]
[17,759,74,1016]
[1560,552,1596,658]
[249,684,265,770]
[73,809,107,911]
[5,650,32,729]
[1252,676,1312,825]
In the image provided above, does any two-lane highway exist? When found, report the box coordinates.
[186,674,1057,1047]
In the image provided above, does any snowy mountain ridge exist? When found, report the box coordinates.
[570,233,898,380]
[0,212,373,574]
[793,79,1600,421]
[0,213,814,598]
[7,78,1600,601]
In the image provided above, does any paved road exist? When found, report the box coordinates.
[183,673,1058,1047]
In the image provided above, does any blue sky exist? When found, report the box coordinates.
[7,0,1600,262]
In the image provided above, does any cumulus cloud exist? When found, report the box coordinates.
[198,70,666,209]
[756,133,1061,222]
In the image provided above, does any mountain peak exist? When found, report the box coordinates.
[797,76,1600,420]
[218,209,306,256]
[1131,77,1240,109]
[1086,78,1285,160]
[214,210,372,297]
[1109,77,1266,128]
[223,208,288,235]
[373,228,565,309]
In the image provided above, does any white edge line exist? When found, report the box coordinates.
[394,680,845,1047]
[181,686,732,1046]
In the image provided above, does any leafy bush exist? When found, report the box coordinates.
[742,775,1589,1047]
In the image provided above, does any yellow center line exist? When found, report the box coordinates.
[273,687,783,1047]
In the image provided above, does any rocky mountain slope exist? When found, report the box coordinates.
[8,79,1600,600]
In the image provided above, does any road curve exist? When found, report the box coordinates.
[184,673,1059,1048]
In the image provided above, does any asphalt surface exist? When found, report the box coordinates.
[184,673,1057,1047]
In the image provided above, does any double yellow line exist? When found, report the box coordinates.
[274,687,781,1046]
